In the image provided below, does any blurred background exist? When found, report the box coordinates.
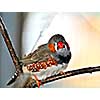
[1,12,100,88]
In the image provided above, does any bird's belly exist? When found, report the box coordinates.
[23,63,68,80]
[32,63,67,80]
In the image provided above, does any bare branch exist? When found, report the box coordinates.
[24,65,100,88]
[31,14,55,52]
[31,32,42,52]
[0,16,22,73]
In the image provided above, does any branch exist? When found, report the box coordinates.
[24,65,100,88]
[0,16,22,73]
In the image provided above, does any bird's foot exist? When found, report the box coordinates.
[33,74,41,88]
[59,71,65,75]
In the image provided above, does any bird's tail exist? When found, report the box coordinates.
[7,62,24,86]
[7,71,19,85]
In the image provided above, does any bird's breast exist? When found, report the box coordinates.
[22,57,68,80]
[33,63,68,80]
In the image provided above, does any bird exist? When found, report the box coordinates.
[7,34,72,87]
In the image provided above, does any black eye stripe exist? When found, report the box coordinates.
[57,46,59,50]
[63,45,65,48]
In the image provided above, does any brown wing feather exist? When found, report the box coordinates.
[21,44,51,65]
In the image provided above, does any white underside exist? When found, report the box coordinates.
[23,63,68,80]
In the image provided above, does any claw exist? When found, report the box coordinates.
[59,71,65,75]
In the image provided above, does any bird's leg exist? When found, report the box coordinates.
[33,74,41,88]
[59,71,65,75]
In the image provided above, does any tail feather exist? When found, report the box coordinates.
[7,72,18,85]
[7,62,24,86]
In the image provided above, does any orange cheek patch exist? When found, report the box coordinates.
[48,43,56,53]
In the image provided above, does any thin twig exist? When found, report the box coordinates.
[31,14,55,52]
[31,32,42,52]
[24,65,100,88]
[0,16,22,73]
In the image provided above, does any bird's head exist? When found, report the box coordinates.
[48,34,70,57]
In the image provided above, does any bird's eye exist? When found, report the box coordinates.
[57,41,64,49]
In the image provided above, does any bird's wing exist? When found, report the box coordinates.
[20,44,51,65]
